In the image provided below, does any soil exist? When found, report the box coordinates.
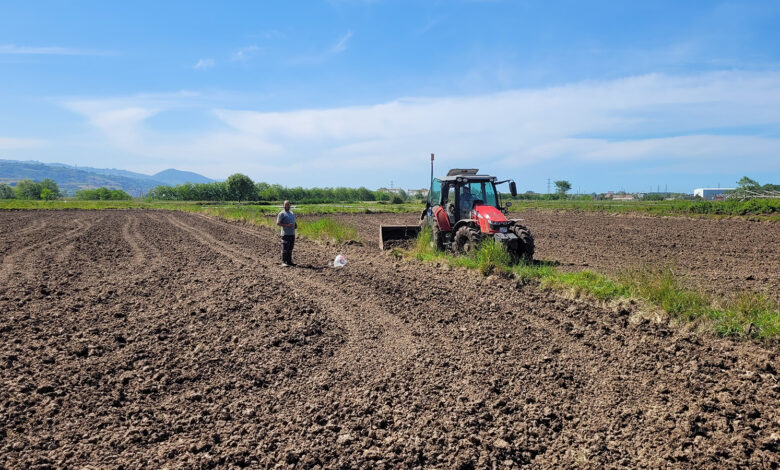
[1,210,778,468]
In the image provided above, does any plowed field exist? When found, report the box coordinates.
[1,210,778,468]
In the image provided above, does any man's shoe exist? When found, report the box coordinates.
[288,262,297,267]
[281,262,290,267]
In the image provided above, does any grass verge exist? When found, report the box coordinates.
[407,228,779,339]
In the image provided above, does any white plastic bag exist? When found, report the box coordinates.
[333,254,347,267]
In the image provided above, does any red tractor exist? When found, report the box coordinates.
[380,169,534,261]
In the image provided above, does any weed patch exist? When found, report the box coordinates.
[297,217,359,243]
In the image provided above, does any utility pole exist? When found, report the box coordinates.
[547,178,551,194]
[430,153,434,186]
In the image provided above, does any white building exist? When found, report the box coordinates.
[406,188,429,198]
[693,188,735,200]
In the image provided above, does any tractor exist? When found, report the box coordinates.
[380,169,534,261]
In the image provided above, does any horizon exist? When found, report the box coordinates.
[2,1,780,193]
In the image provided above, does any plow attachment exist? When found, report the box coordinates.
[379,225,420,250]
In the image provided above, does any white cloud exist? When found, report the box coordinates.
[194,58,215,70]
[0,44,112,56]
[59,71,780,182]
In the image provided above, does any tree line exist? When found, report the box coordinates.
[146,173,407,203]
[0,179,131,200]
[0,179,61,200]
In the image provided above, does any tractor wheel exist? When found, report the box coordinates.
[431,223,445,251]
[511,224,535,262]
[455,226,481,254]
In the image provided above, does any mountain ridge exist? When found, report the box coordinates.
[0,159,215,196]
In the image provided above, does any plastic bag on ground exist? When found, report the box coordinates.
[333,254,347,267]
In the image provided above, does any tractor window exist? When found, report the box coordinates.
[429,179,442,205]
[483,182,498,207]
[468,182,484,203]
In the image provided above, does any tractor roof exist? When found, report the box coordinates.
[439,168,497,182]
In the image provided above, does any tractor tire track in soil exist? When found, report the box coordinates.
[0,210,778,469]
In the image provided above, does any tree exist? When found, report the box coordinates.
[40,188,57,200]
[554,180,572,195]
[737,176,760,190]
[0,183,14,199]
[39,178,60,198]
[226,173,255,201]
[15,179,42,199]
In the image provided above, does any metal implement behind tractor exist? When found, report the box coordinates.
[379,224,420,250]
[379,168,534,261]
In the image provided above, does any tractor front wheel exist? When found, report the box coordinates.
[454,226,481,253]
[511,224,535,262]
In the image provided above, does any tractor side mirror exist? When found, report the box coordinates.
[509,181,517,197]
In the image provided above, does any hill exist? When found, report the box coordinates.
[0,160,214,197]
[153,169,214,185]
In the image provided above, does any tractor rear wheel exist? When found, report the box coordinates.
[511,224,535,262]
[455,226,481,253]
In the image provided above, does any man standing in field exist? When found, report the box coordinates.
[277,200,298,267]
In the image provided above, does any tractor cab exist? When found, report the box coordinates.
[429,169,507,225]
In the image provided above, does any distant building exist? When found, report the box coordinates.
[611,194,636,201]
[406,188,429,198]
[377,187,403,195]
[693,188,735,200]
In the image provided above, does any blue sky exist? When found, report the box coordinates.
[1,0,779,193]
